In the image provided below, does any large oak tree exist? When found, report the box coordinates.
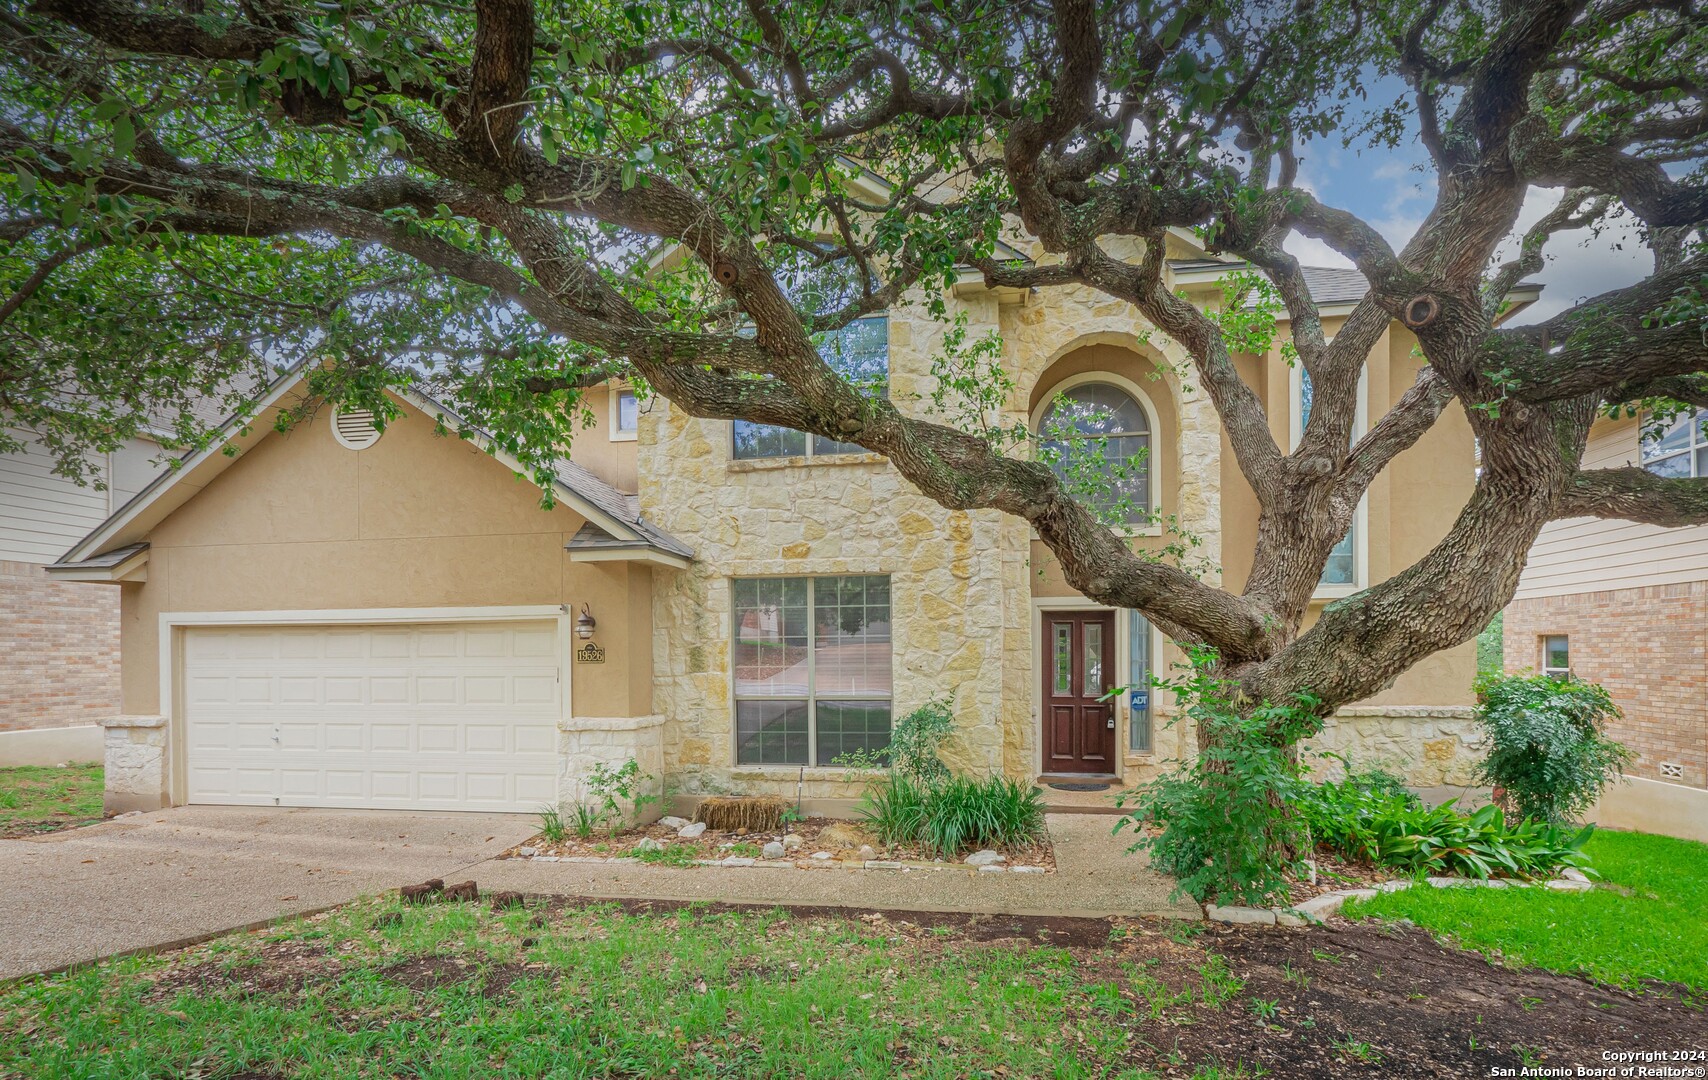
[1,0,1704,730]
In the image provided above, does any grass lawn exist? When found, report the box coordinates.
[4,895,1699,1078]
[0,764,103,839]
[1345,829,1708,993]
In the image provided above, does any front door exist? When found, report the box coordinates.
[1041,610,1117,774]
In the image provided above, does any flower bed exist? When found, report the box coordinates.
[500,815,1056,872]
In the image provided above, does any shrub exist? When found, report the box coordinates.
[1119,648,1324,905]
[857,773,1044,858]
[833,698,956,785]
[1474,672,1632,825]
[1302,785,1595,880]
[581,758,660,836]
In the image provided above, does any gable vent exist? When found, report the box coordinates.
[331,407,382,450]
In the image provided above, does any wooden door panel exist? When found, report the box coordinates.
[1040,610,1117,774]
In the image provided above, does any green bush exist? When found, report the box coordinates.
[833,698,955,785]
[1302,782,1595,880]
[1474,672,1631,825]
[1119,648,1324,906]
[857,773,1044,858]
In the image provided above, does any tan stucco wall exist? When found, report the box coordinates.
[572,384,639,493]
[119,396,654,724]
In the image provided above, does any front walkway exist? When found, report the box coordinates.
[472,813,1196,919]
[0,806,535,980]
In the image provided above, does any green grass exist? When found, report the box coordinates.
[0,900,1182,1079]
[1345,829,1708,992]
[0,764,103,838]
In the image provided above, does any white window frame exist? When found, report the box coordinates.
[609,387,638,442]
[730,575,893,767]
[1540,634,1570,679]
[1027,370,1164,538]
[1288,358,1369,598]
[1639,409,1706,477]
[730,316,889,462]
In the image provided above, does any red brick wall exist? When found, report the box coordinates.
[0,560,119,731]
[1504,583,1708,790]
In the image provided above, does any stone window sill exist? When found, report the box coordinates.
[728,765,886,779]
[728,452,888,473]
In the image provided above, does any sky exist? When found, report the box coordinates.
[1276,93,1654,326]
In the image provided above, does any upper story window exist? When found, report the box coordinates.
[732,316,889,460]
[1641,410,1707,477]
[1036,381,1152,523]
[611,389,638,441]
[1298,368,1356,586]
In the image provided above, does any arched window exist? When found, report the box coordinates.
[1037,381,1152,523]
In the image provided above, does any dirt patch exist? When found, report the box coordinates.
[506,815,1056,869]
[0,813,106,840]
[378,955,532,998]
[149,941,333,1001]
[533,895,1707,1076]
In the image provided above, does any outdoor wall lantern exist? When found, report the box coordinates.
[575,603,597,639]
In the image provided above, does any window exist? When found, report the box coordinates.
[1541,634,1570,679]
[1037,382,1152,523]
[732,575,892,765]
[733,317,889,460]
[1299,369,1356,586]
[1129,610,1153,752]
[1641,410,1708,478]
[611,389,638,439]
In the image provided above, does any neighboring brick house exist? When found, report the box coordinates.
[1507,410,1708,798]
[0,427,166,761]
[50,218,1545,815]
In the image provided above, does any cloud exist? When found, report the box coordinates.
[1494,187,1650,324]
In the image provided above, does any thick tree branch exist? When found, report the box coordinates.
[1556,466,1708,525]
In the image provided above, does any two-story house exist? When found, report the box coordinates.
[0,425,168,765]
[1505,410,1708,840]
[49,227,1520,816]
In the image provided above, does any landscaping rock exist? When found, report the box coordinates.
[1562,868,1589,883]
[977,864,1006,873]
[1205,904,1276,925]
[1545,878,1593,892]
[1296,893,1350,918]
[964,850,1005,867]
[810,851,834,860]
[517,846,537,858]
[782,833,805,849]
[762,841,786,859]
[856,845,877,861]
[1011,865,1047,875]
[677,822,707,839]
[488,891,524,911]
[1374,880,1412,893]
[658,816,691,829]
[1275,909,1311,927]
[634,837,664,853]
[865,860,905,870]
[721,857,756,867]
[440,880,479,903]
[818,822,874,849]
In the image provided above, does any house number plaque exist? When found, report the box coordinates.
[575,642,606,664]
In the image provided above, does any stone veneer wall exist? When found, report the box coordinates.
[101,713,167,813]
[559,714,667,822]
[0,560,120,732]
[1505,585,1708,790]
[1308,707,1485,788]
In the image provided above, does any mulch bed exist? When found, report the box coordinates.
[502,815,1057,870]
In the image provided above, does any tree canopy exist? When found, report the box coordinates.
[1,0,1704,712]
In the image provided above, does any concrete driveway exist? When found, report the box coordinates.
[0,805,535,981]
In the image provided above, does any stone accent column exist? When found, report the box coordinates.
[101,714,168,813]
[559,714,667,823]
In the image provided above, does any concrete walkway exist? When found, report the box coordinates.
[0,806,535,980]
[473,813,1198,919]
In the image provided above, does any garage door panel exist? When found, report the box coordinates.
[184,621,559,812]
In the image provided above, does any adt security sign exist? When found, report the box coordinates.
[1129,688,1150,711]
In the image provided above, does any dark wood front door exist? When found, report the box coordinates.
[1042,610,1117,774]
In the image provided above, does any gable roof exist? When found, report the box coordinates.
[1168,258,1544,318]
[48,369,692,575]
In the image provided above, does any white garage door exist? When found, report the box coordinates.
[182,621,560,812]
